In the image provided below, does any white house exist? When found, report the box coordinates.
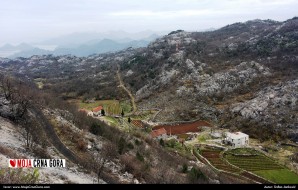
[225,132,249,148]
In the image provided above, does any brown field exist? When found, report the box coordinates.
[153,120,212,135]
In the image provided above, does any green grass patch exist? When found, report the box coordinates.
[102,116,119,126]
[254,169,298,184]
[227,148,261,155]
[165,139,192,158]
[177,134,189,140]
[197,134,210,143]
[223,148,297,183]
[120,100,132,114]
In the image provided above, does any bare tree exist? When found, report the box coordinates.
[0,75,32,120]
[0,75,14,100]
[92,141,118,183]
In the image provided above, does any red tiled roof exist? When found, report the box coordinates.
[93,106,103,112]
[150,128,167,138]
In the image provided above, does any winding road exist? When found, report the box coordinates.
[30,106,118,183]
[30,106,80,164]
[116,65,137,115]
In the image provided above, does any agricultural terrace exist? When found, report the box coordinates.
[224,148,298,184]
[153,120,212,135]
[70,99,131,116]
[199,147,240,173]
[196,147,273,183]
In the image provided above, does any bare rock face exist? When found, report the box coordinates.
[231,79,298,119]
[200,61,270,96]
[230,79,298,141]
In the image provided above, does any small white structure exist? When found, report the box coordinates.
[87,111,93,116]
[225,132,249,148]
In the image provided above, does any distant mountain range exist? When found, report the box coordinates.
[7,38,153,58]
[0,31,164,58]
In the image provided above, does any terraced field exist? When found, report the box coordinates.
[224,148,298,184]
[201,149,240,173]
[197,147,273,184]
[224,154,283,171]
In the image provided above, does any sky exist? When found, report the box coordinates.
[0,0,297,45]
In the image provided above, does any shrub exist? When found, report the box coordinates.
[188,167,206,183]
[159,138,165,147]
[90,123,102,135]
[77,139,87,151]
[134,139,142,146]
[166,139,176,148]
[32,147,50,159]
[182,163,188,173]
[127,142,134,150]
[136,151,144,162]
[0,168,39,184]
[118,136,127,154]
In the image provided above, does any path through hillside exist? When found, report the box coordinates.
[30,106,118,183]
[30,107,80,164]
[116,65,137,115]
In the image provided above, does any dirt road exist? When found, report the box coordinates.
[116,65,137,115]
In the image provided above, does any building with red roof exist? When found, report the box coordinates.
[92,105,103,116]
[93,106,103,112]
[150,128,167,139]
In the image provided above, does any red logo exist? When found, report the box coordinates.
[9,159,16,167]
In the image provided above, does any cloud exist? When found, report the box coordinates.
[0,0,297,45]
[109,9,219,18]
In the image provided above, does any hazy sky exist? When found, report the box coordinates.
[0,0,297,45]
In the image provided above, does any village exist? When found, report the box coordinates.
[80,103,250,147]
[76,101,298,184]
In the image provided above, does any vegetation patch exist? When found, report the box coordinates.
[224,149,283,171]
[224,148,298,183]
[120,100,132,114]
[254,169,298,184]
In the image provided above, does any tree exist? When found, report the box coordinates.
[181,163,188,173]
[188,167,206,183]
[101,109,105,116]
[90,123,102,135]
[0,75,14,100]
[118,136,127,154]
[159,138,165,147]
[121,110,124,117]
[128,117,131,123]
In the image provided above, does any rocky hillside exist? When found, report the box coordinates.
[1,75,226,184]
[0,17,297,142]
